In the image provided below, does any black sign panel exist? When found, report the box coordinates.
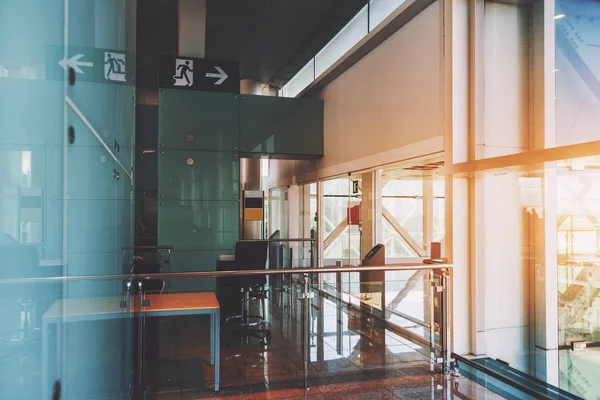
[46,45,133,85]
[159,56,240,93]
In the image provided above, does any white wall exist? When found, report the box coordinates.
[481,172,531,371]
[476,2,533,371]
[317,0,443,178]
[479,2,530,159]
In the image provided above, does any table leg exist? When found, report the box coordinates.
[214,309,220,392]
[210,312,215,366]
[57,320,62,382]
[42,319,49,400]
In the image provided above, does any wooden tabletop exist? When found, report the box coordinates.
[43,297,126,320]
[43,292,219,320]
[141,292,219,312]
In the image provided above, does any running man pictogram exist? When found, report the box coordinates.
[104,52,127,82]
[174,59,194,87]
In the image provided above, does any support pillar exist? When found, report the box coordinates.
[360,172,375,258]
[178,0,206,57]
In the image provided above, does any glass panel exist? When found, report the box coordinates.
[137,267,441,397]
[433,179,445,243]
[60,277,134,399]
[457,359,539,400]
[314,5,369,77]
[555,0,600,146]
[369,0,406,31]
[471,167,535,373]
[0,80,63,146]
[66,145,118,200]
[381,179,424,259]
[157,200,239,252]
[67,83,135,149]
[270,188,289,239]
[239,95,324,156]
[559,347,600,399]
[382,219,419,257]
[312,275,432,370]
[159,90,240,152]
[0,275,134,399]
[322,177,353,266]
[63,1,137,398]
[162,250,229,291]
[556,156,600,385]
[140,274,306,394]
[158,150,240,201]
[281,58,315,98]
[377,164,445,260]
[65,199,118,256]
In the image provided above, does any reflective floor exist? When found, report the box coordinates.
[142,286,504,400]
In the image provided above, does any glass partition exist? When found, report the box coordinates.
[555,0,600,147]
[378,163,445,262]
[135,264,451,397]
[0,275,135,399]
[0,262,452,398]
[0,0,136,398]
[321,177,360,267]
[451,155,600,398]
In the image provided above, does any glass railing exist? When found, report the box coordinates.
[280,0,408,98]
[454,355,584,400]
[0,274,135,400]
[0,263,452,399]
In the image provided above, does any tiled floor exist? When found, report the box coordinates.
[142,287,504,400]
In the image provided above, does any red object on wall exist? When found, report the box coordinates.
[347,205,360,225]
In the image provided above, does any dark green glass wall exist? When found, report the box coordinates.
[158,90,323,287]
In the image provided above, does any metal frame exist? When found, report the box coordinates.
[0,264,452,285]
[14,262,454,396]
[41,288,221,399]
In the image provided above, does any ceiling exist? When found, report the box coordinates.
[205,0,369,88]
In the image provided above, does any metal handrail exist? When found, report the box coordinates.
[125,245,175,250]
[239,238,317,243]
[0,263,452,284]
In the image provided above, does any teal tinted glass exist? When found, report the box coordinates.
[158,150,239,201]
[0,0,136,398]
[158,200,239,251]
[68,83,136,149]
[0,80,64,146]
[159,90,240,152]
[240,95,324,156]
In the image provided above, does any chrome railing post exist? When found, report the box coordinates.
[301,273,313,389]
[137,280,144,397]
[442,270,450,373]
[441,269,456,375]
[428,270,435,372]
[125,280,132,396]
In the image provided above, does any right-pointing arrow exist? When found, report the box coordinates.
[205,66,228,85]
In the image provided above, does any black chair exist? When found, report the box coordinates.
[268,231,285,290]
[133,255,164,294]
[218,241,269,341]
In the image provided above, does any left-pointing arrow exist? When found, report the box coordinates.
[58,54,94,74]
